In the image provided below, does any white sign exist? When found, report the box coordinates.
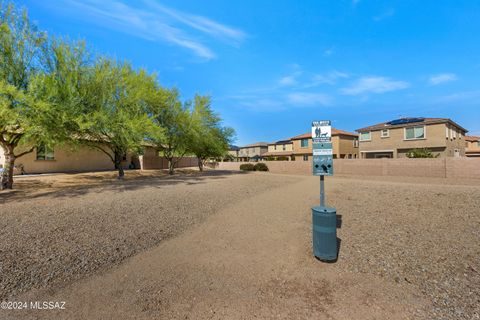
[312,120,331,142]
[313,149,333,156]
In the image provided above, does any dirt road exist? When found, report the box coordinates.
[1,171,479,319]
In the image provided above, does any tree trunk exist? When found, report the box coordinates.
[198,158,204,172]
[0,146,16,190]
[168,158,175,175]
[114,152,125,179]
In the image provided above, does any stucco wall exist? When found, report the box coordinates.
[1,144,197,174]
[215,158,480,179]
[8,144,130,174]
[267,143,293,153]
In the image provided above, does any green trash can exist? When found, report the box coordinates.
[312,206,337,261]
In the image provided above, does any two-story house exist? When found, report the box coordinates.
[225,145,240,161]
[237,142,269,162]
[290,128,359,161]
[356,117,467,158]
[465,136,480,157]
[263,140,294,160]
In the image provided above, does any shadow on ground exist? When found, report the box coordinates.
[0,170,247,204]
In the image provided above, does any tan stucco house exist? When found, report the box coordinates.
[290,128,359,161]
[263,140,294,160]
[465,136,480,157]
[0,143,139,175]
[356,117,467,158]
[225,145,240,161]
[237,142,268,162]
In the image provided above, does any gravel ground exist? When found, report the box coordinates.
[1,171,479,319]
[0,170,300,300]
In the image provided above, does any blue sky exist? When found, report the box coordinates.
[17,0,480,145]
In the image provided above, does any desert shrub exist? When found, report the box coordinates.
[240,163,255,171]
[254,163,269,171]
[406,148,439,158]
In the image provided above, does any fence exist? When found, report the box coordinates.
[216,158,480,179]
[139,156,198,170]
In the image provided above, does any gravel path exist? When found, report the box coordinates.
[1,171,479,319]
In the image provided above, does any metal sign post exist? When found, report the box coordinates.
[311,120,338,262]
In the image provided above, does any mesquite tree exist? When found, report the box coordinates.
[188,95,234,171]
[149,88,192,175]
[0,3,53,189]
[75,59,158,179]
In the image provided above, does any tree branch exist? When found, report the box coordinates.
[87,143,115,163]
[14,146,35,158]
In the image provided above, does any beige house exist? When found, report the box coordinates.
[290,128,359,161]
[465,136,480,157]
[237,142,268,162]
[263,140,294,160]
[357,117,467,158]
[224,145,240,161]
[0,143,141,175]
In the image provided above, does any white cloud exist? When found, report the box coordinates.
[287,92,332,106]
[308,71,349,86]
[373,8,395,21]
[341,76,409,95]
[278,76,297,87]
[48,0,246,60]
[429,73,458,86]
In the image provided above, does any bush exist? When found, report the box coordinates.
[240,163,255,171]
[254,163,269,171]
[406,148,439,158]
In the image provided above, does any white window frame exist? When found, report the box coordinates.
[404,126,426,141]
[359,131,371,141]
[381,129,390,138]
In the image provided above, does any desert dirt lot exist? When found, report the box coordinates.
[0,170,479,319]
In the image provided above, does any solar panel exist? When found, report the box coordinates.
[387,117,425,126]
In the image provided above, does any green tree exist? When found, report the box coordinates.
[0,2,53,189]
[188,95,234,171]
[75,58,158,179]
[149,88,192,175]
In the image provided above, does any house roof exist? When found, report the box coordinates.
[240,142,269,148]
[267,139,293,145]
[465,136,480,142]
[356,117,468,133]
[290,128,358,140]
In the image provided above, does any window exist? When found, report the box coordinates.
[300,139,309,148]
[36,145,55,160]
[282,144,286,151]
[405,126,425,140]
[478,141,480,147]
[453,130,457,139]
[359,132,371,141]
[274,145,277,150]
[303,155,309,161]
[353,139,359,147]
[381,129,389,138]
[446,126,449,139]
